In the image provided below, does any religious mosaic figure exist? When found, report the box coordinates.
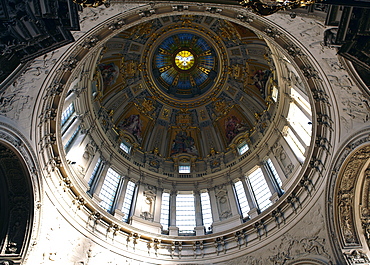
[119,114,143,143]
[98,62,119,87]
[225,115,247,144]
[252,69,271,90]
[171,131,198,156]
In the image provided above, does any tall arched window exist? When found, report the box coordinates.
[160,192,170,231]
[64,125,80,153]
[176,193,196,234]
[61,102,75,127]
[265,158,283,192]
[284,86,312,162]
[248,167,272,212]
[234,180,250,218]
[200,191,213,231]
[121,181,136,222]
[99,168,121,212]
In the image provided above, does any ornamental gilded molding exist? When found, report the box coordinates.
[327,131,370,264]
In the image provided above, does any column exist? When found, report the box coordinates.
[84,153,100,184]
[110,176,125,214]
[168,190,178,236]
[208,188,220,222]
[226,182,239,216]
[153,188,163,223]
[241,177,259,218]
[113,177,129,219]
[133,181,145,217]
[87,156,103,194]
[194,191,204,236]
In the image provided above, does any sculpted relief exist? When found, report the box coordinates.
[223,205,331,265]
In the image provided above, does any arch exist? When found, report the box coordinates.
[326,130,370,264]
[33,3,336,263]
[0,123,41,265]
[286,258,329,265]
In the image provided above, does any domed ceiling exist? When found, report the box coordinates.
[93,15,276,167]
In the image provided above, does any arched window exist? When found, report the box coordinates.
[283,126,305,162]
[248,167,272,212]
[88,158,101,186]
[287,102,311,146]
[234,180,250,219]
[179,164,191,173]
[64,125,80,153]
[238,142,249,155]
[61,102,75,127]
[284,86,312,162]
[120,141,131,154]
[99,168,121,212]
[266,158,283,188]
[87,158,103,195]
[176,193,196,234]
[160,192,170,231]
[121,181,136,222]
[200,191,213,231]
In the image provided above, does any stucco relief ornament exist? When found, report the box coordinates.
[344,250,370,264]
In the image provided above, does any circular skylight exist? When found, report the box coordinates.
[151,32,218,99]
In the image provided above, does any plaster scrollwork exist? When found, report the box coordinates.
[0,49,58,120]
[344,250,370,265]
[322,58,345,72]
[328,74,370,130]
[269,235,331,264]
[336,145,370,246]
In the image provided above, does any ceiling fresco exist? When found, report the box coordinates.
[93,15,276,161]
